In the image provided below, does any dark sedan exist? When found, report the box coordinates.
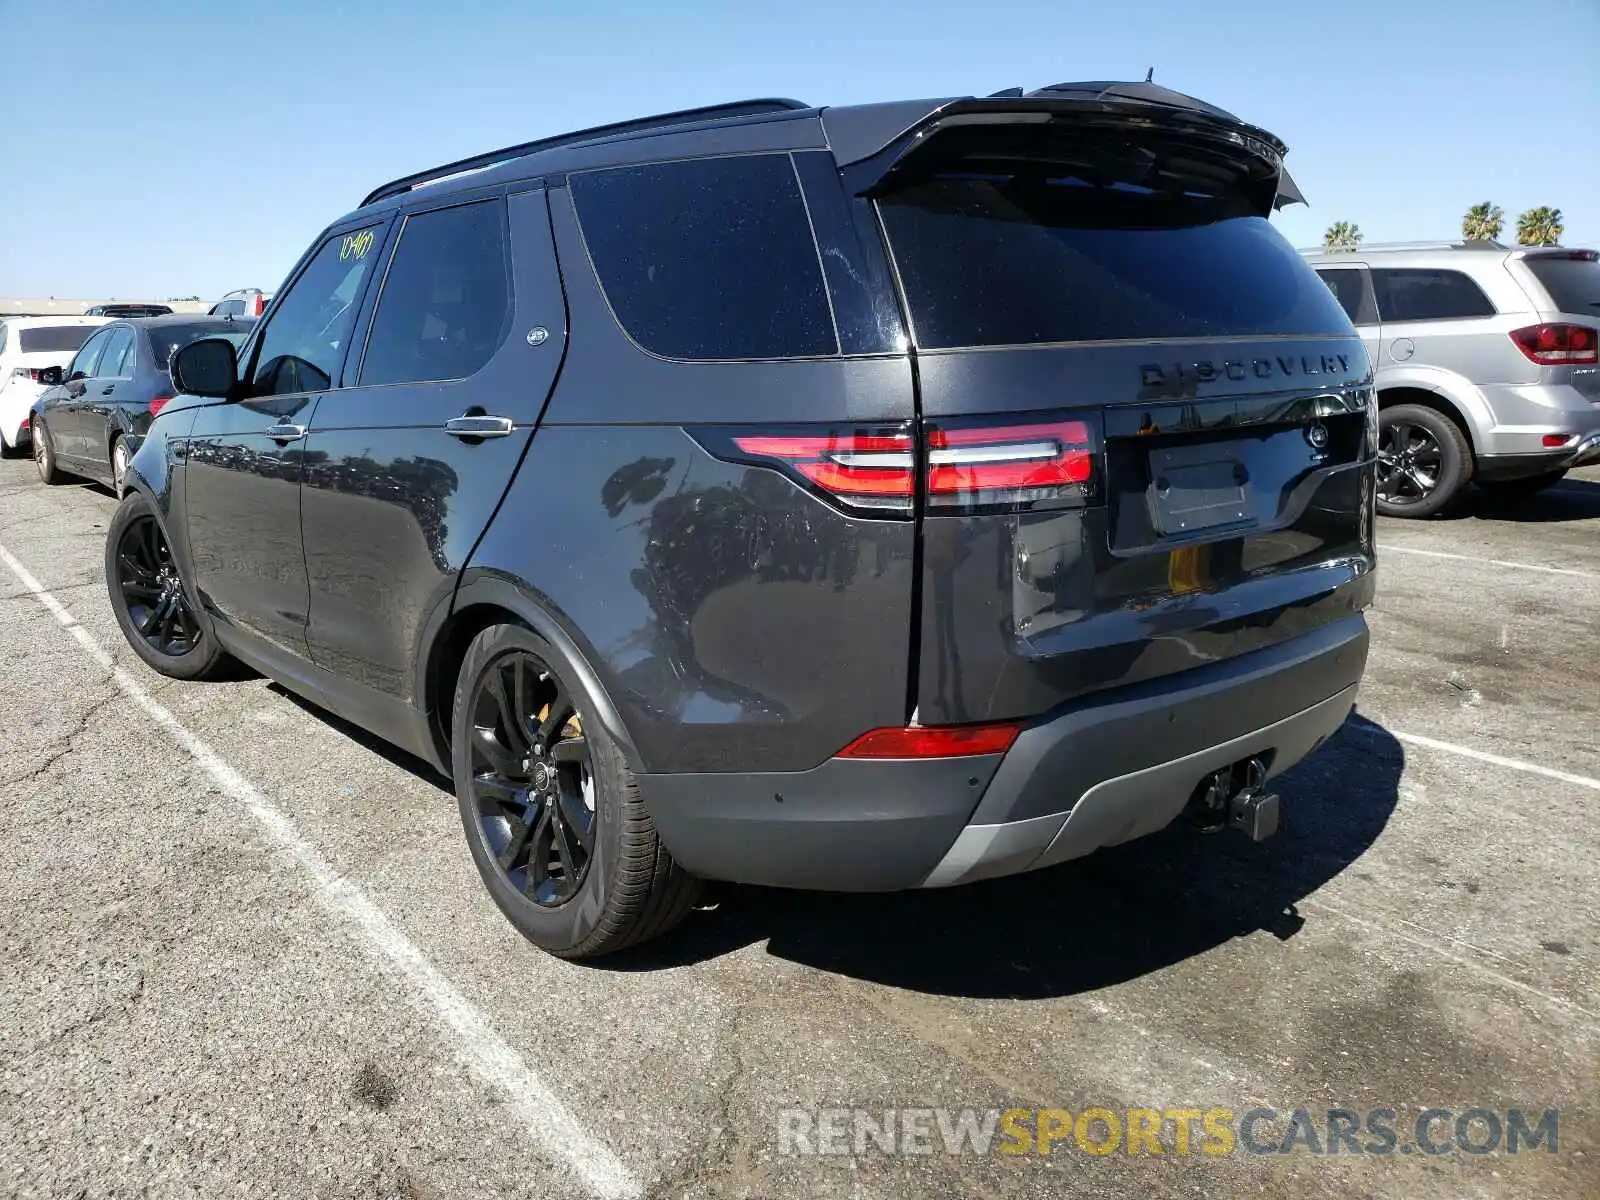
[32,316,254,495]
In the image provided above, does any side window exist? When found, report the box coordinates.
[571,154,837,360]
[216,299,243,317]
[99,327,135,377]
[68,329,111,380]
[248,225,383,396]
[1315,269,1377,325]
[358,200,510,387]
[1371,268,1496,322]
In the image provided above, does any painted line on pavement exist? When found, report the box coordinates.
[0,541,641,1200]
[1381,543,1599,581]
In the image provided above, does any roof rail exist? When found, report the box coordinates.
[359,98,812,207]
[1310,239,1507,254]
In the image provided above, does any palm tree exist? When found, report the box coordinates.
[1516,207,1564,247]
[1323,222,1362,252]
[1461,202,1504,243]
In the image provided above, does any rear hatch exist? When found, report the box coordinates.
[865,101,1376,723]
[1514,249,1600,401]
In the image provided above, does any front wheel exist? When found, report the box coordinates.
[1478,469,1567,499]
[104,491,232,679]
[1375,404,1473,519]
[451,624,699,958]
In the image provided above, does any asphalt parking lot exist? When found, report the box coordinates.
[2,457,1597,1200]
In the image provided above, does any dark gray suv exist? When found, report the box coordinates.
[107,83,1376,958]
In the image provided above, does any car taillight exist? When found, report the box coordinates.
[836,722,1021,759]
[149,396,172,416]
[925,419,1095,510]
[14,367,46,381]
[704,413,1100,516]
[1509,323,1599,365]
[727,429,916,514]
[252,295,266,316]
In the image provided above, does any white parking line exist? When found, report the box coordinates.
[1381,543,1600,580]
[0,543,641,1200]
[1384,728,1600,793]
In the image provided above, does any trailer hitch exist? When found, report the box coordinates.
[1192,755,1280,842]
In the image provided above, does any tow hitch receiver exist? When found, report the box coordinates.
[1193,756,1281,842]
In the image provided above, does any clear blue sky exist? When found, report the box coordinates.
[2,0,1594,300]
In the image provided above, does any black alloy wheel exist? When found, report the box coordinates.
[466,649,597,906]
[1376,419,1443,506]
[116,513,202,657]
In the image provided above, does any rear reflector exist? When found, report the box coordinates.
[1542,433,1575,448]
[836,723,1021,759]
[1510,323,1598,365]
[149,396,172,416]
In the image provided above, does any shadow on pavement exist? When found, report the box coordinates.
[1437,476,1600,524]
[612,714,1404,998]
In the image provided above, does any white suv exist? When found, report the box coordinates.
[0,316,111,455]
[207,288,273,318]
[1304,242,1600,516]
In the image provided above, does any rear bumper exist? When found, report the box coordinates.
[640,614,1369,891]
[1476,429,1600,480]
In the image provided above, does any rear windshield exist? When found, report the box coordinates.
[148,322,251,370]
[877,133,1351,349]
[19,326,97,354]
[1525,257,1600,315]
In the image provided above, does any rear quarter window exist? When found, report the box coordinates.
[1370,268,1496,322]
[571,154,838,360]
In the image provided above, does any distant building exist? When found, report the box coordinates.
[0,297,211,317]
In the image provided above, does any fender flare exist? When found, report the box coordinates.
[1376,365,1493,449]
[416,571,643,772]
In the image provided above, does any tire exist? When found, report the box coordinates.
[1478,469,1567,499]
[110,435,132,498]
[33,417,63,484]
[1375,403,1473,518]
[104,491,232,680]
[451,623,699,958]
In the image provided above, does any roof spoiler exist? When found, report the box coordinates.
[824,82,1306,210]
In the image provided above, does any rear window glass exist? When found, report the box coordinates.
[876,136,1350,349]
[571,154,837,360]
[149,322,248,371]
[18,326,97,354]
[1524,257,1600,316]
[1370,269,1495,322]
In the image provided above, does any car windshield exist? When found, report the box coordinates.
[18,326,98,354]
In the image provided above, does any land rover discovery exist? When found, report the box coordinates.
[106,83,1376,957]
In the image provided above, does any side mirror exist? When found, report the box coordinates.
[36,366,63,387]
[66,369,86,384]
[171,336,240,398]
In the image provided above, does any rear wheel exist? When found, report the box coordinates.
[105,491,231,679]
[33,418,63,484]
[452,624,699,958]
[1478,469,1567,499]
[1375,404,1473,518]
[110,436,132,498]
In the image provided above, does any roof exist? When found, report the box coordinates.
[103,314,252,330]
[0,314,111,328]
[1302,243,1597,266]
[351,81,1304,216]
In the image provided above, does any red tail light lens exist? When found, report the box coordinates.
[925,419,1095,509]
[836,722,1021,759]
[149,396,173,416]
[728,429,915,513]
[253,295,266,316]
[1510,323,1598,365]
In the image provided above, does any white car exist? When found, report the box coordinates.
[0,316,111,455]
[207,288,273,318]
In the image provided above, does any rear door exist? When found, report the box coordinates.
[76,324,134,469]
[298,188,565,709]
[868,117,1374,723]
[1368,266,1516,385]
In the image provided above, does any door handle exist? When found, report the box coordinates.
[265,423,306,444]
[101,385,115,395]
[444,414,514,439]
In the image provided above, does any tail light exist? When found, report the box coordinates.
[149,396,172,416]
[700,413,1100,516]
[252,295,267,316]
[836,722,1020,759]
[1510,323,1598,365]
[13,367,49,382]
